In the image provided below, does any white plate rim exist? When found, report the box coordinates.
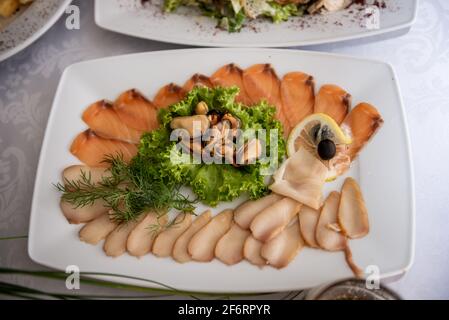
[94,0,419,48]
[0,0,72,63]
[28,48,416,293]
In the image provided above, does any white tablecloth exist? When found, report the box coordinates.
[0,0,448,300]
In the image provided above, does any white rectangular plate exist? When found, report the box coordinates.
[95,0,418,47]
[28,49,415,293]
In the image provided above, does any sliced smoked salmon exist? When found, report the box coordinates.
[82,100,143,144]
[70,130,138,167]
[280,72,315,133]
[153,83,186,109]
[183,73,213,92]
[242,64,287,131]
[243,64,282,107]
[210,64,252,105]
[114,89,159,132]
[341,102,383,161]
[314,84,351,124]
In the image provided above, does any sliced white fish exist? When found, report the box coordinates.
[172,210,212,263]
[103,216,143,257]
[344,245,364,278]
[316,191,347,251]
[243,235,266,267]
[215,223,251,265]
[261,217,304,269]
[152,213,193,258]
[127,212,168,258]
[250,197,302,242]
[338,178,369,239]
[62,165,110,186]
[60,165,111,224]
[79,213,117,245]
[234,193,283,230]
[62,165,109,185]
[188,209,233,262]
[270,147,327,210]
[298,206,320,248]
[60,198,108,224]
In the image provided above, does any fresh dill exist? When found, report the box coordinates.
[55,155,196,223]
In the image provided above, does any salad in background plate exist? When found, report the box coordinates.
[164,0,354,32]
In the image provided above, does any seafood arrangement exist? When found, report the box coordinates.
[57,62,383,275]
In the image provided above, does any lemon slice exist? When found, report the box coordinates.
[287,113,352,157]
[287,113,352,181]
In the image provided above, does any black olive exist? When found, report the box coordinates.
[317,139,336,160]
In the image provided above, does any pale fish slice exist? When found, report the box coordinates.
[234,193,283,230]
[341,102,384,161]
[60,198,108,224]
[210,63,252,105]
[298,205,320,248]
[182,73,213,92]
[269,147,327,210]
[243,235,266,267]
[314,84,351,125]
[62,165,110,186]
[280,72,315,133]
[188,209,233,262]
[113,89,159,132]
[79,213,117,245]
[250,197,302,243]
[127,212,169,258]
[338,178,369,239]
[215,223,251,265]
[261,216,305,269]
[172,210,212,263]
[344,245,364,278]
[316,191,347,251]
[152,213,193,258]
[60,165,111,224]
[153,83,186,109]
[103,215,144,257]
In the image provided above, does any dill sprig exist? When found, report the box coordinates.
[55,155,196,223]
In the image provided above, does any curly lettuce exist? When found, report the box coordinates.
[265,2,301,23]
[139,86,286,206]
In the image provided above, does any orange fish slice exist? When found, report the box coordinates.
[183,73,213,93]
[70,130,138,167]
[342,102,383,161]
[243,64,282,108]
[82,100,143,144]
[314,84,351,124]
[114,89,159,132]
[243,64,287,132]
[153,83,186,109]
[280,72,315,132]
[210,63,252,105]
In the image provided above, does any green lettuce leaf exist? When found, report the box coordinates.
[265,2,299,23]
[163,0,183,12]
[139,86,286,206]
